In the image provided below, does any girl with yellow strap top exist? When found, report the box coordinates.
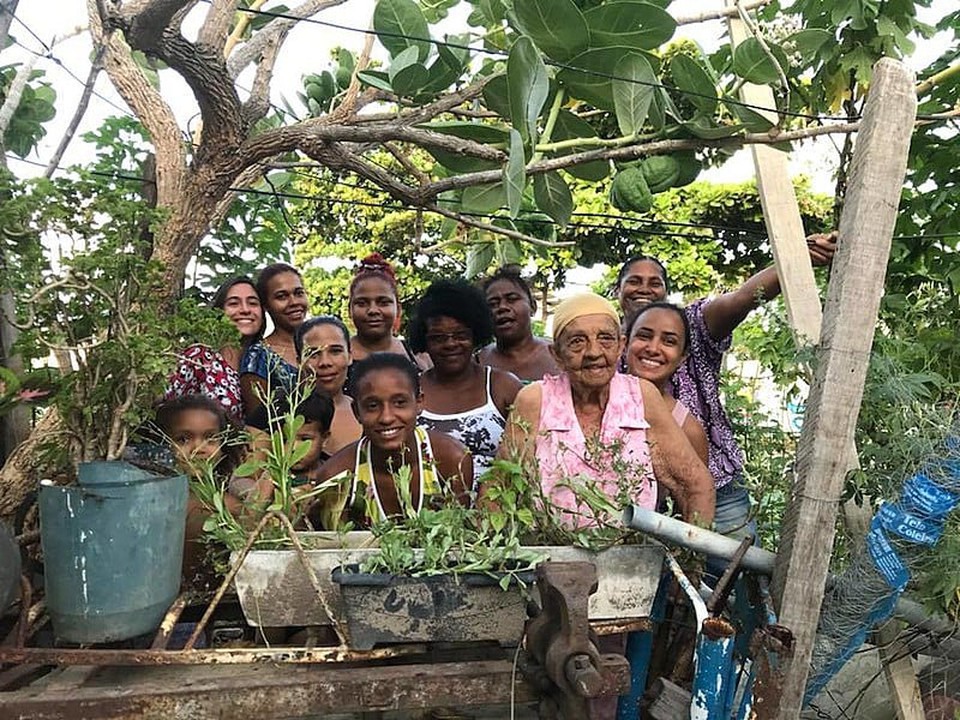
[309,353,473,529]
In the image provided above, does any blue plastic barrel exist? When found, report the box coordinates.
[39,462,188,643]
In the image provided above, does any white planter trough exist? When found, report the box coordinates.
[233,536,664,628]
[232,531,378,627]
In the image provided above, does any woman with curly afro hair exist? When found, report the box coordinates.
[408,279,522,485]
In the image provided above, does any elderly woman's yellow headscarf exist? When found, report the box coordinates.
[552,292,621,340]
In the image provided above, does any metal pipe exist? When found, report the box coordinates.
[622,506,776,574]
[624,507,960,650]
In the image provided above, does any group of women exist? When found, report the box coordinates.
[160,232,836,542]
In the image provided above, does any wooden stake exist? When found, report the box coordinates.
[766,58,916,718]
[725,0,822,344]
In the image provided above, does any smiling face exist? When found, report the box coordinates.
[553,314,624,391]
[424,316,475,375]
[301,323,351,395]
[617,260,668,318]
[353,367,422,453]
[168,408,223,476]
[264,271,308,333]
[627,306,687,388]
[350,277,398,343]
[485,278,533,343]
[221,282,263,339]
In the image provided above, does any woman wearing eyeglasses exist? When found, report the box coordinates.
[407,279,522,485]
[499,292,715,527]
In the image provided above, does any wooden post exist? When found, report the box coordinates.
[765,58,916,718]
[725,1,822,344]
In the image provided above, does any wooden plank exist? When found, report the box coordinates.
[766,58,917,719]
[877,621,925,720]
[725,0,823,344]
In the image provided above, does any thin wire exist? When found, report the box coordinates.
[282,165,770,236]
[9,154,959,243]
[7,36,136,121]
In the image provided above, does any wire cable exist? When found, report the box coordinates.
[8,153,958,244]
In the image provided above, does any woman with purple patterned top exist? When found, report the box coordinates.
[614,232,837,538]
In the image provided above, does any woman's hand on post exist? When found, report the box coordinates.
[806,230,838,267]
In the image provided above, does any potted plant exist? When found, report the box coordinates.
[331,464,544,649]
[5,181,235,643]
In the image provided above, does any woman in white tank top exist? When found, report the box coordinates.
[408,280,522,483]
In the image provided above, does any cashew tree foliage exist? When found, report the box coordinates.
[88,0,907,296]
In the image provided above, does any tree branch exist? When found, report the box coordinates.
[240,122,506,175]
[0,53,38,139]
[197,0,234,51]
[675,0,771,24]
[241,25,282,125]
[110,0,246,154]
[420,122,863,198]
[89,0,186,205]
[226,0,349,79]
[423,204,575,252]
[45,44,106,178]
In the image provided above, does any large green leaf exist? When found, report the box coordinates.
[420,41,468,95]
[388,46,428,96]
[557,46,644,111]
[507,36,549,146]
[428,148,499,174]
[584,2,676,51]
[511,0,589,62]
[612,54,656,136]
[462,182,507,214]
[551,110,609,181]
[357,70,395,94]
[465,242,496,278]
[420,120,512,144]
[504,129,526,219]
[373,0,432,61]
[726,98,776,132]
[482,74,511,118]
[534,172,573,228]
[669,54,717,114]
[732,37,787,85]
[785,29,834,65]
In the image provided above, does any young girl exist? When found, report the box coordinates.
[310,353,473,530]
[243,389,336,497]
[240,263,309,416]
[347,253,428,368]
[164,276,264,421]
[155,394,246,578]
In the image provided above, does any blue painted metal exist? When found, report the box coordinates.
[616,573,670,720]
[691,630,736,719]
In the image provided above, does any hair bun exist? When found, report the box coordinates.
[356,253,395,279]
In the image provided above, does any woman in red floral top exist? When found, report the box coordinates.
[164,277,264,422]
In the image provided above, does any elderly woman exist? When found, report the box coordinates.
[501,292,715,526]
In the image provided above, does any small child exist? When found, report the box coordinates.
[242,389,335,498]
[154,394,245,580]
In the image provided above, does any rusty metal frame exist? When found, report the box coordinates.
[0,658,540,719]
[0,644,430,666]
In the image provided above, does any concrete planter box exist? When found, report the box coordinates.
[234,536,664,629]
[232,531,377,627]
